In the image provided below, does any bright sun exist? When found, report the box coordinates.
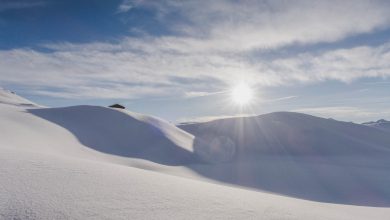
[231,83,253,105]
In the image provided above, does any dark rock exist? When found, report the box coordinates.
[109,104,125,109]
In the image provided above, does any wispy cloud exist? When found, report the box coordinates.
[2,39,390,99]
[1,1,390,99]
[125,0,390,51]
[263,96,298,103]
[117,0,136,13]
[184,91,227,98]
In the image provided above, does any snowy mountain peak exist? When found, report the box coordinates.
[363,119,390,132]
[362,119,389,125]
[377,119,389,123]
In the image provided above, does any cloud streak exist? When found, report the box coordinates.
[1,38,390,99]
[1,0,390,99]
[124,0,390,51]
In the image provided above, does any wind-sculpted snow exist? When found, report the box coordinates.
[180,112,390,157]
[180,112,390,206]
[29,105,196,165]
[2,90,390,219]
[193,135,236,163]
[2,147,390,220]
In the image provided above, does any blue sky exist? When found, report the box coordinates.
[1,0,390,122]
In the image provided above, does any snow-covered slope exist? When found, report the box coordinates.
[179,112,390,206]
[0,88,195,166]
[179,112,390,159]
[3,146,390,220]
[1,89,390,219]
[28,106,196,165]
[0,88,38,107]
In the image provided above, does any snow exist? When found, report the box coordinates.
[0,88,38,107]
[28,105,196,165]
[179,113,390,206]
[1,89,390,219]
[363,119,390,133]
[180,112,390,157]
[3,148,390,220]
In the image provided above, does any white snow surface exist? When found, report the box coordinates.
[1,89,390,219]
[0,88,38,107]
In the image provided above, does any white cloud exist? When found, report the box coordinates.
[261,43,390,83]
[263,96,298,102]
[127,0,390,51]
[117,0,135,13]
[2,0,390,99]
[184,91,226,98]
[1,39,390,99]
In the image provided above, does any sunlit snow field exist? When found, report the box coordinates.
[1,89,390,219]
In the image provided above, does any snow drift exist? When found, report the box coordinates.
[1,88,390,219]
[180,112,390,159]
[179,112,390,206]
[28,106,196,165]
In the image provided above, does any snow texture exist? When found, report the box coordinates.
[1,89,390,219]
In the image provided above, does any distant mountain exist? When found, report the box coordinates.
[363,119,390,133]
